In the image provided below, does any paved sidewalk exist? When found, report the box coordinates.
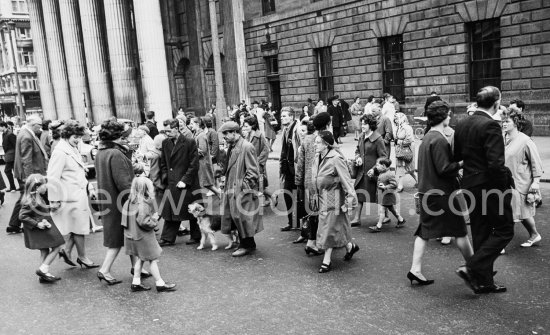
[269,132,550,181]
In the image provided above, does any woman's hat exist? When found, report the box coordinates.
[318,130,334,146]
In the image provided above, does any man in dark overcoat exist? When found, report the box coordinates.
[159,119,201,246]
[7,115,48,234]
[454,86,514,294]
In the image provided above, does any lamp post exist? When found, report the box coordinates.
[2,20,24,123]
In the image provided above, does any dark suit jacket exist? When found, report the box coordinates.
[14,127,48,181]
[454,110,509,190]
[280,121,297,179]
[2,129,16,162]
[146,120,159,139]
[159,134,199,221]
[327,105,343,127]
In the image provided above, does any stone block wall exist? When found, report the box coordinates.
[241,0,550,134]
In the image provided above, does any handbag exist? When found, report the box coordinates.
[347,159,359,179]
[395,144,413,163]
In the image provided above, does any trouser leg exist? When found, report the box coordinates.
[160,220,180,243]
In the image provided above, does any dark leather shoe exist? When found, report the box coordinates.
[6,226,23,234]
[350,221,361,227]
[475,284,507,294]
[185,239,200,245]
[156,283,177,292]
[177,228,190,236]
[280,225,292,231]
[159,239,175,247]
[455,266,480,293]
[292,236,307,244]
[131,284,151,292]
[232,248,251,257]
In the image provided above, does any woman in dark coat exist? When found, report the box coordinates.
[407,101,473,285]
[95,120,136,285]
[350,114,387,226]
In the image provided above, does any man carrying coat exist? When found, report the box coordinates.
[158,119,201,246]
[219,121,263,257]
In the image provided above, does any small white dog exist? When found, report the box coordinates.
[188,202,237,250]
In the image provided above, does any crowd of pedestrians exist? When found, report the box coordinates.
[0,85,544,295]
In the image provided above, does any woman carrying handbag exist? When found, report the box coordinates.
[394,113,417,192]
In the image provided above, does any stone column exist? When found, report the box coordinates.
[59,0,90,125]
[133,0,172,123]
[103,0,140,122]
[185,0,207,111]
[79,0,114,124]
[208,0,226,122]
[27,0,57,119]
[41,0,73,119]
[222,0,249,105]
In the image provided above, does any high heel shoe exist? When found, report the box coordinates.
[97,271,122,286]
[407,272,434,286]
[59,249,77,267]
[77,258,100,269]
[344,243,360,261]
[305,246,324,256]
[319,262,331,273]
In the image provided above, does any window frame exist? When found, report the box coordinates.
[11,0,27,13]
[262,0,276,16]
[468,18,501,100]
[265,55,279,76]
[315,47,334,102]
[380,35,405,104]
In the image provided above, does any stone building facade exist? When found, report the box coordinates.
[164,0,550,134]
[0,0,41,119]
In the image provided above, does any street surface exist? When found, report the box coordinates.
[1,134,549,335]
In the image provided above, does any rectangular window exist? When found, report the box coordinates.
[262,0,276,15]
[20,74,37,91]
[265,55,278,76]
[18,49,34,66]
[468,19,500,99]
[380,35,405,103]
[17,27,31,39]
[175,0,187,37]
[316,47,334,102]
[11,0,27,13]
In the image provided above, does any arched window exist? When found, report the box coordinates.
[175,58,192,108]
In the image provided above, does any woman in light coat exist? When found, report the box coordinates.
[48,120,99,269]
[394,112,418,191]
[312,131,359,273]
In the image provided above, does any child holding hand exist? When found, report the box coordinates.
[19,174,65,283]
[368,158,406,232]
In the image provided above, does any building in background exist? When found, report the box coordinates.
[162,0,550,135]
[21,0,550,134]
[0,0,41,121]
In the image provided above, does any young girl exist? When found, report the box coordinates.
[368,158,406,232]
[19,174,65,283]
[122,176,176,292]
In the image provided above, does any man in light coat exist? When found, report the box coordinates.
[219,121,263,257]
[7,115,48,233]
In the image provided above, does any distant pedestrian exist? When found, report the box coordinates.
[509,99,533,137]
[394,112,418,192]
[145,111,159,139]
[242,116,271,205]
[373,102,394,156]
[363,95,375,115]
[0,122,16,192]
[123,176,176,292]
[350,97,362,140]
[19,174,65,283]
